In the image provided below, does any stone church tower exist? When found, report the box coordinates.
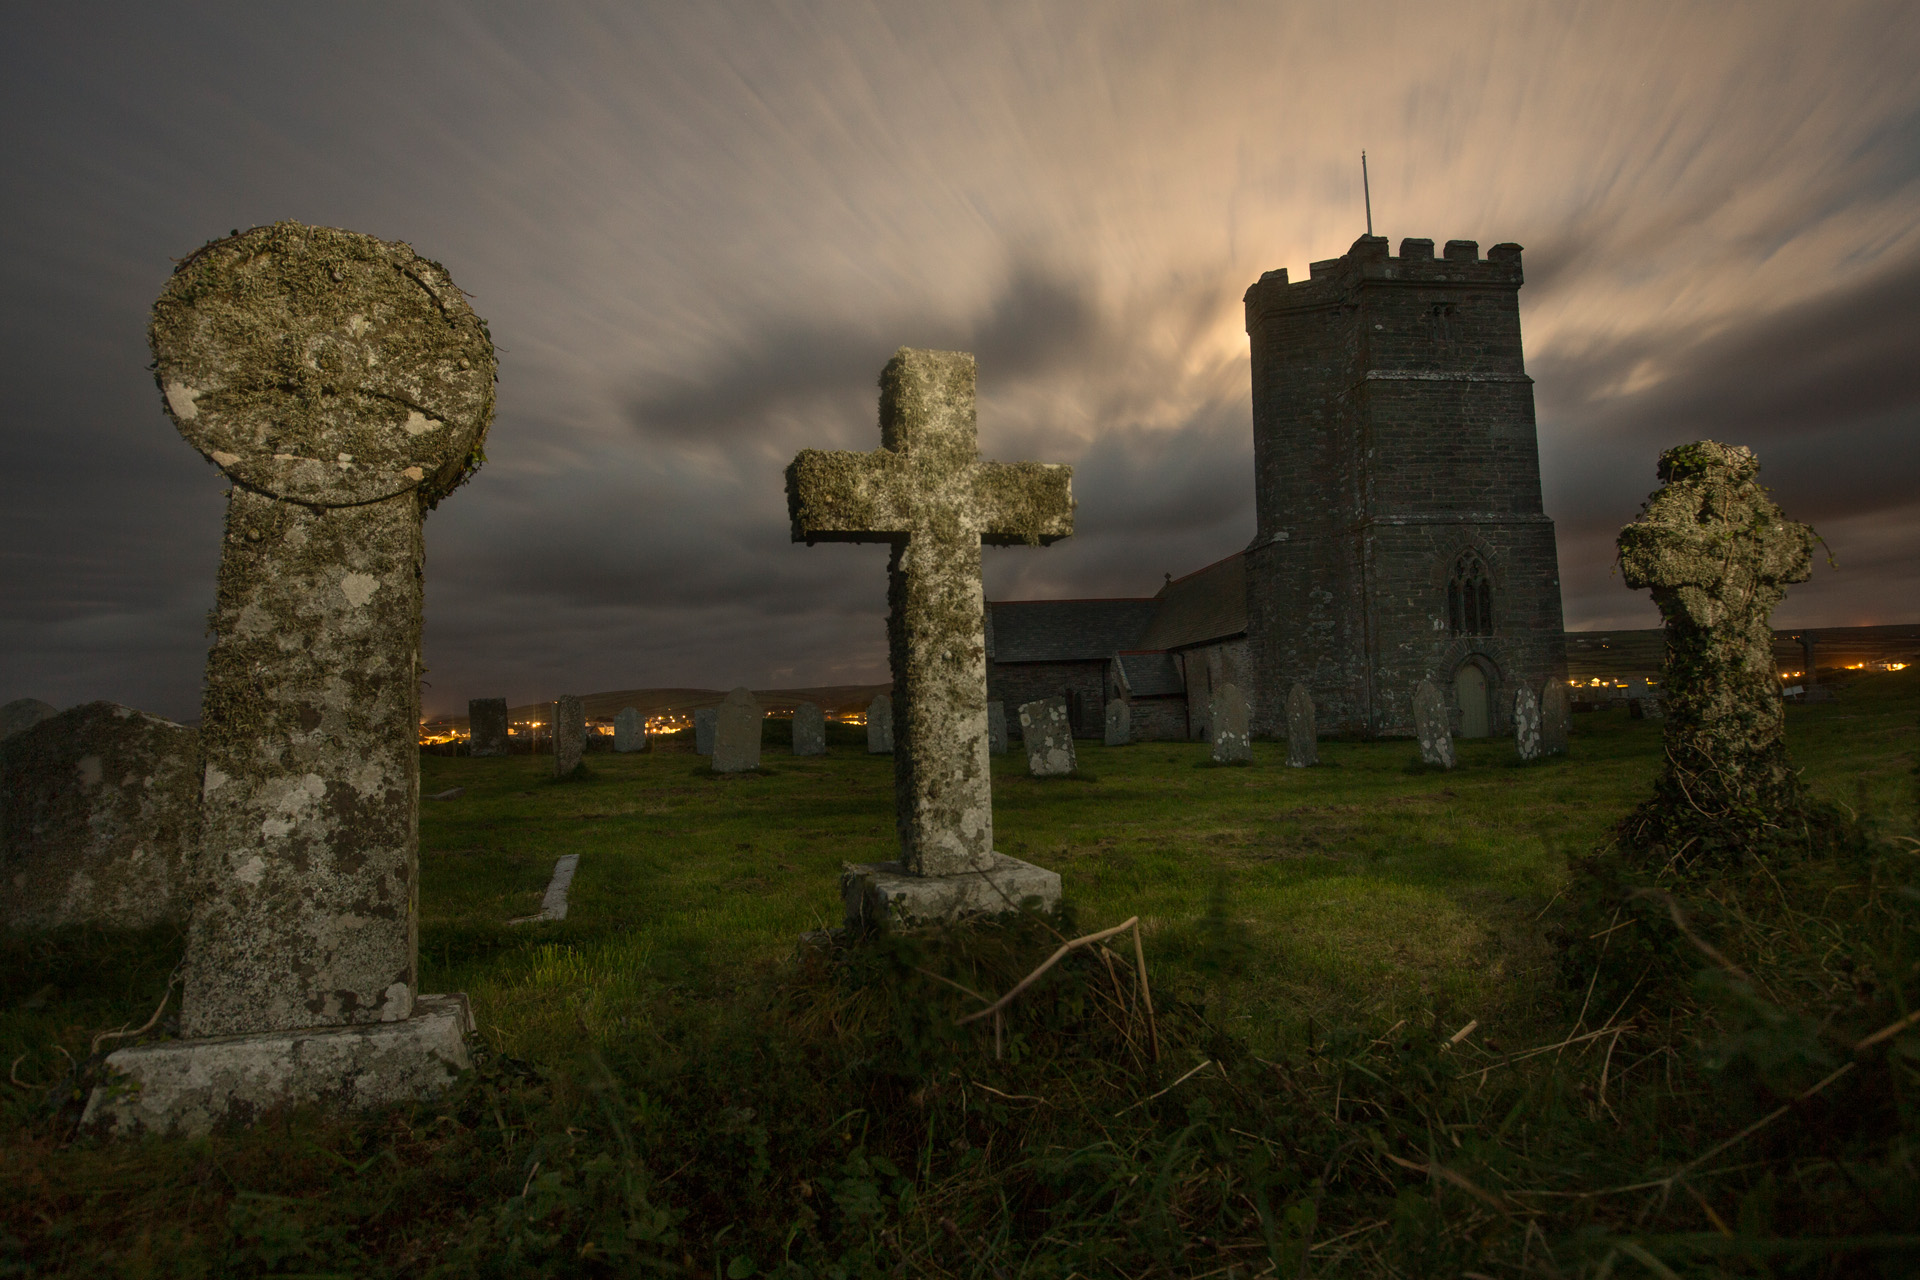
[1242,233,1567,738]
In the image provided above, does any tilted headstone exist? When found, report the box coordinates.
[1540,681,1570,756]
[694,707,717,755]
[866,693,894,754]
[552,695,585,775]
[1618,440,1815,836]
[1210,682,1251,764]
[1413,679,1456,769]
[791,701,826,756]
[1285,682,1318,767]
[1019,696,1077,777]
[86,223,484,1135]
[711,686,762,773]
[612,707,647,753]
[986,701,1008,755]
[1103,699,1131,746]
[1513,685,1542,761]
[1,702,200,929]
[467,698,509,757]
[1,698,59,742]
[788,348,1072,926]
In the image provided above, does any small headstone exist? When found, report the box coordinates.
[866,693,894,754]
[1413,679,1456,769]
[711,686,762,773]
[791,702,826,756]
[987,701,1008,755]
[0,702,200,929]
[694,707,717,755]
[1541,681,1570,756]
[1103,699,1131,746]
[467,698,509,757]
[428,787,465,801]
[612,707,648,753]
[1513,685,1542,761]
[1285,682,1318,768]
[552,695,585,775]
[1,698,59,742]
[1210,682,1251,764]
[1018,696,1077,776]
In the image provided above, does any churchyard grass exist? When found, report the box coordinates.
[4,672,1916,1274]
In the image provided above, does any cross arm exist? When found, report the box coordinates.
[785,448,913,544]
[976,461,1075,547]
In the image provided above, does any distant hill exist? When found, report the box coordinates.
[1567,623,1919,681]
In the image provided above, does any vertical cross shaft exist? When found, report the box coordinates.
[787,349,1073,876]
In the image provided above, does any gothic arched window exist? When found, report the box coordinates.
[1447,550,1493,637]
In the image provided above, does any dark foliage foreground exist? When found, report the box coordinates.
[5,787,1919,1276]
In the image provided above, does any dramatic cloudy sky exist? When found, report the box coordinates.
[4,3,1917,722]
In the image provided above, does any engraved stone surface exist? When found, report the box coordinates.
[1413,679,1456,769]
[1210,682,1251,763]
[792,702,826,756]
[711,686,762,773]
[1618,440,1815,835]
[1541,681,1570,756]
[1285,682,1318,768]
[613,707,647,753]
[1104,699,1131,746]
[987,701,1008,755]
[2,698,58,742]
[1513,685,1542,761]
[866,694,894,754]
[694,707,717,755]
[552,695,585,776]
[1019,696,1077,777]
[1,702,200,930]
[152,222,494,1042]
[467,698,509,757]
[82,994,473,1138]
[787,347,1072,901]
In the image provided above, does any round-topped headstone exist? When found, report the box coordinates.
[150,221,495,507]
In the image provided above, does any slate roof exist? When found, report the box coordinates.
[1114,651,1185,698]
[1136,552,1247,651]
[986,598,1158,663]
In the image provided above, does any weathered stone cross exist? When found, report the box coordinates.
[787,348,1073,878]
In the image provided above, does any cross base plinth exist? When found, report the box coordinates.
[841,853,1062,932]
[81,994,474,1138]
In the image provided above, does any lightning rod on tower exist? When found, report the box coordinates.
[1362,151,1373,237]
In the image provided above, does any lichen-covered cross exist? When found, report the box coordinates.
[787,348,1073,877]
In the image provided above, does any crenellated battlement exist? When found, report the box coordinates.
[1245,233,1524,312]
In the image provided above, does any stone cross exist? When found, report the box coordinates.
[1210,683,1251,763]
[1413,679,1456,769]
[1618,440,1814,832]
[1103,699,1131,746]
[1513,686,1542,761]
[711,686,762,773]
[468,698,509,757]
[151,221,493,1041]
[788,349,1073,876]
[1285,682,1318,767]
[791,702,826,756]
[552,696,585,775]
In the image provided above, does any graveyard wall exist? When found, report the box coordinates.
[1242,234,1567,737]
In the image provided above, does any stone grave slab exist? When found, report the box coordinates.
[1210,682,1251,763]
[552,695,585,775]
[1541,681,1570,756]
[1,702,200,930]
[792,702,826,756]
[613,707,647,753]
[1414,679,1456,769]
[1019,696,1077,777]
[866,693,894,753]
[1514,686,1543,761]
[711,686,762,772]
[788,348,1072,926]
[1104,699,1131,746]
[85,222,493,1133]
[1285,682,1318,767]
[987,701,1008,755]
[694,707,717,755]
[467,698,509,757]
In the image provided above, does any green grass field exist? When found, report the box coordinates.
[3,670,1915,1276]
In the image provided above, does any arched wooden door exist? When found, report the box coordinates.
[1455,664,1491,738]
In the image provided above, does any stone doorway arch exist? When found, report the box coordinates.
[1454,663,1491,738]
